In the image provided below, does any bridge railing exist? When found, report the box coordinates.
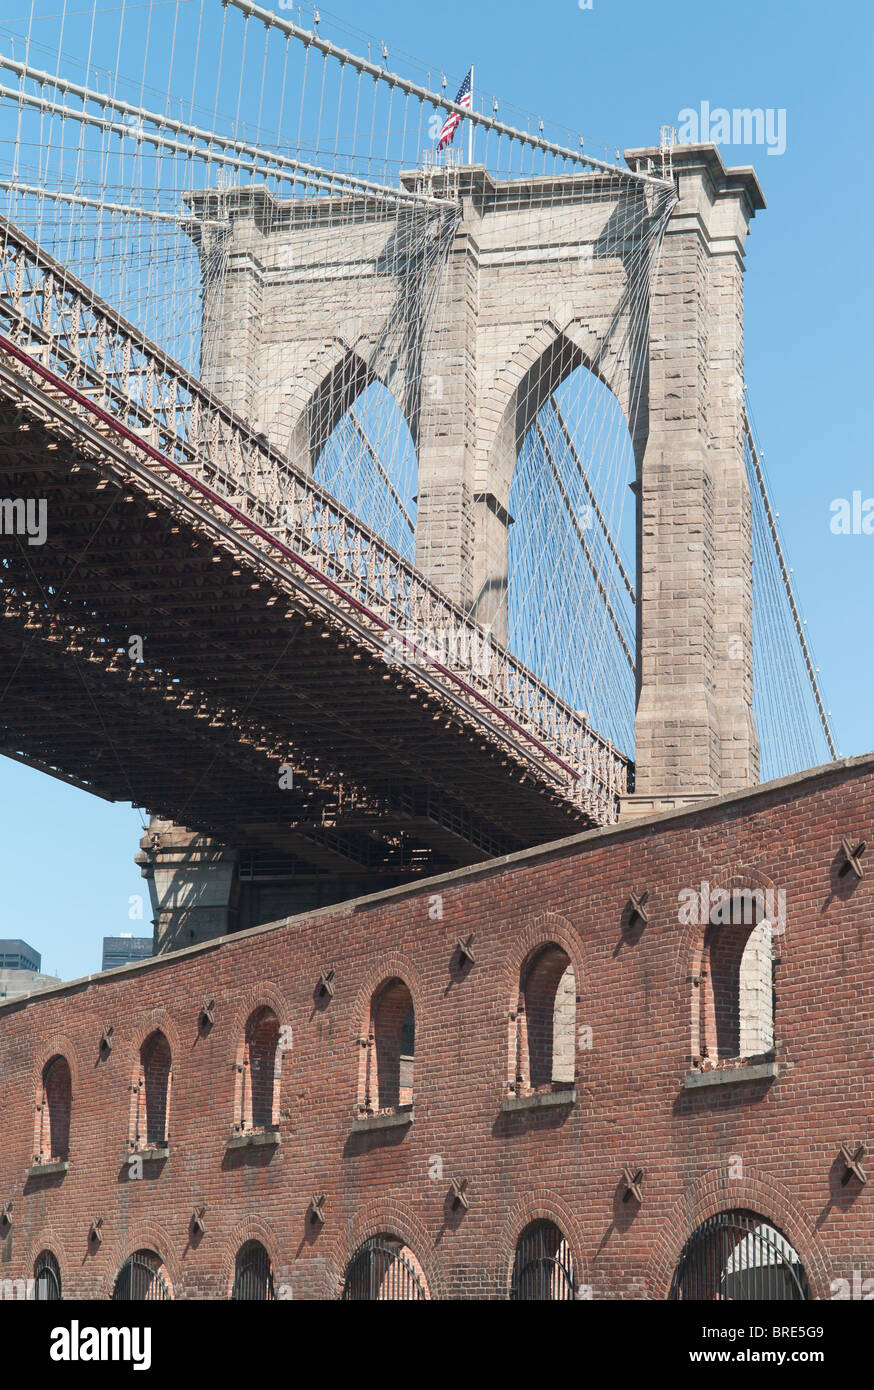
[0,216,630,821]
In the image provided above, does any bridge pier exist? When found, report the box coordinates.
[623,144,764,817]
[136,820,240,954]
[414,201,478,615]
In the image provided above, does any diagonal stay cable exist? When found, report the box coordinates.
[347,405,415,536]
[550,397,635,602]
[533,417,634,671]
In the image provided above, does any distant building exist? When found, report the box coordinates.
[0,939,41,972]
[0,939,60,1000]
[101,935,153,971]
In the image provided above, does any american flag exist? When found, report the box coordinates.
[437,68,473,151]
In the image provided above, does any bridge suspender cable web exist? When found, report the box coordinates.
[744,402,838,777]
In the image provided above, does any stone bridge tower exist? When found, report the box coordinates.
[142,142,765,953]
[624,144,764,813]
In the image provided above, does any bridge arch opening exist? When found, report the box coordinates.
[310,356,418,562]
[494,343,638,755]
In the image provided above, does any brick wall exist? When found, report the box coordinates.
[1,755,872,1300]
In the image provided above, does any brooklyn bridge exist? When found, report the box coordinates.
[0,0,864,1315]
[0,0,834,944]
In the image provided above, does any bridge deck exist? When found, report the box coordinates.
[0,217,630,884]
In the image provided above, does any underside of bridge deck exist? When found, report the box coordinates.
[0,362,598,891]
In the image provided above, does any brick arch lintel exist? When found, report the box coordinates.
[24,1226,68,1289]
[500,911,585,1016]
[350,954,427,1043]
[326,1198,445,1301]
[29,1033,81,1098]
[108,1219,181,1298]
[219,1215,281,1297]
[675,862,785,1001]
[646,1165,833,1301]
[115,1007,182,1077]
[226,981,291,1068]
[499,1188,589,1297]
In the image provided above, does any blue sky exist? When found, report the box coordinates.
[1,0,872,981]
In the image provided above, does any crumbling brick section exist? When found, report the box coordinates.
[702,907,773,1061]
[367,979,415,1113]
[516,946,575,1091]
[241,1008,281,1131]
[38,1056,71,1163]
[137,1032,172,1148]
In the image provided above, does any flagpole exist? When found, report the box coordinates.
[468,65,474,165]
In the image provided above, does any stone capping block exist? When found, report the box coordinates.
[501,1089,577,1113]
[350,1109,414,1133]
[26,1158,70,1178]
[683,1061,778,1090]
[226,1128,282,1150]
[129,1145,169,1162]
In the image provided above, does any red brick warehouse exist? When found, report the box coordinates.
[1,755,871,1300]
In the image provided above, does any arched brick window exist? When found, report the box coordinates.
[133,1031,172,1149]
[238,1007,281,1132]
[361,979,414,1116]
[513,945,576,1095]
[700,893,774,1062]
[37,1056,71,1163]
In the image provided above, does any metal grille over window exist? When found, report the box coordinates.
[670,1211,810,1301]
[33,1251,61,1301]
[232,1241,275,1301]
[510,1220,576,1300]
[112,1251,173,1301]
[342,1238,428,1301]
